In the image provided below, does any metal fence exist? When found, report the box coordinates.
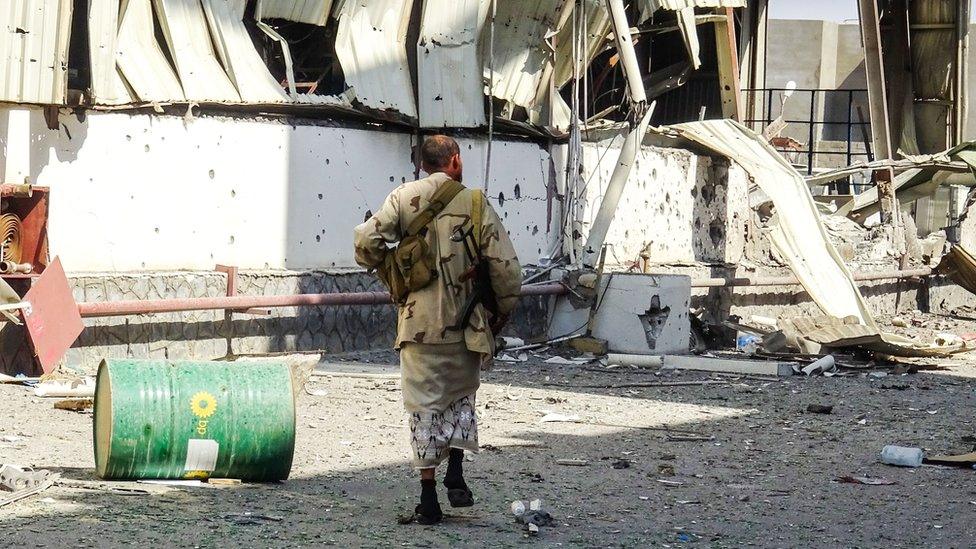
[741,88,872,177]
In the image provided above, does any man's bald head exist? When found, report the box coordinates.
[421,135,463,181]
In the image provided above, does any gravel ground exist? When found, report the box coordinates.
[2,327,976,547]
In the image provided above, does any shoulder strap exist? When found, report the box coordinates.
[405,179,465,237]
[471,188,483,253]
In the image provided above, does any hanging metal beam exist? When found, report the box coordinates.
[857,0,893,161]
[739,0,767,130]
[955,0,970,145]
[713,7,743,122]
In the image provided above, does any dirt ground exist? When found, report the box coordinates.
[2,326,976,547]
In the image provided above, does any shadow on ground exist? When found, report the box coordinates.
[2,357,976,547]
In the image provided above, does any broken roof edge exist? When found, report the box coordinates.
[68,102,566,143]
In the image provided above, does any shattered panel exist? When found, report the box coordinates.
[417,0,489,127]
[152,0,241,102]
[335,0,416,117]
[116,0,186,101]
[88,0,134,105]
[0,0,73,104]
[203,0,289,103]
[669,120,876,327]
[258,0,334,26]
[482,0,565,108]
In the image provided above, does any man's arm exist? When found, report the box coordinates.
[353,191,402,270]
[478,196,522,319]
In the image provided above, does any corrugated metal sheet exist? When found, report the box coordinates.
[669,119,875,327]
[483,0,565,108]
[89,0,133,105]
[203,0,288,103]
[638,0,745,23]
[152,0,240,102]
[258,0,334,26]
[116,0,186,101]
[417,0,489,127]
[552,0,610,89]
[335,0,416,117]
[0,0,73,104]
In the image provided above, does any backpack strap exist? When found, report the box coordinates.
[405,179,465,237]
[471,188,484,255]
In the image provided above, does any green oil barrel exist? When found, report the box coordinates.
[94,359,295,481]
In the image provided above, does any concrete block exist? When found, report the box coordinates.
[549,273,691,355]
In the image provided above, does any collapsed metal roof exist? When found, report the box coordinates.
[334,0,416,118]
[0,0,753,134]
[417,0,488,128]
[0,0,73,104]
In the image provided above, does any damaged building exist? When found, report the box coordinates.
[0,0,973,369]
[5,1,976,545]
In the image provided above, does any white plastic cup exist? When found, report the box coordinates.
[880,445,923,467]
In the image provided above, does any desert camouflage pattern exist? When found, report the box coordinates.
[353,172,522,355]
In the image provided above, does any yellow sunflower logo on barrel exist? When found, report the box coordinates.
[190,392,217,419]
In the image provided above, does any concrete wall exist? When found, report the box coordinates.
[0,104,958,371]
[0,106,760,370]
[1,106,751,273]
[572,135,750,267]
[0,108,557,272]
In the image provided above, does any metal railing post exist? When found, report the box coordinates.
[807,89,816,174]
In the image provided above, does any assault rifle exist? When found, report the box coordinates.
[447,224,501,334]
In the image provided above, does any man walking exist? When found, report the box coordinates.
[353,135,522,524]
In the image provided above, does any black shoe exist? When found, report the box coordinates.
[414,503,443,525]
[446,487,474,508]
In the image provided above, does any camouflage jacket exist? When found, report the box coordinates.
[353,172,522,354]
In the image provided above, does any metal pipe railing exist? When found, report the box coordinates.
[76,282,569,318]
[74,268,935,319]
[690,268,932,288]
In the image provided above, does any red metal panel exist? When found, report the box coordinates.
[23,257,83,373]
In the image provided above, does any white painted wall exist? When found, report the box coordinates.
[0,107,745,274]
[0,107,557,272]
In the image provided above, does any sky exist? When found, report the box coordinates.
[769,0,976,23]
